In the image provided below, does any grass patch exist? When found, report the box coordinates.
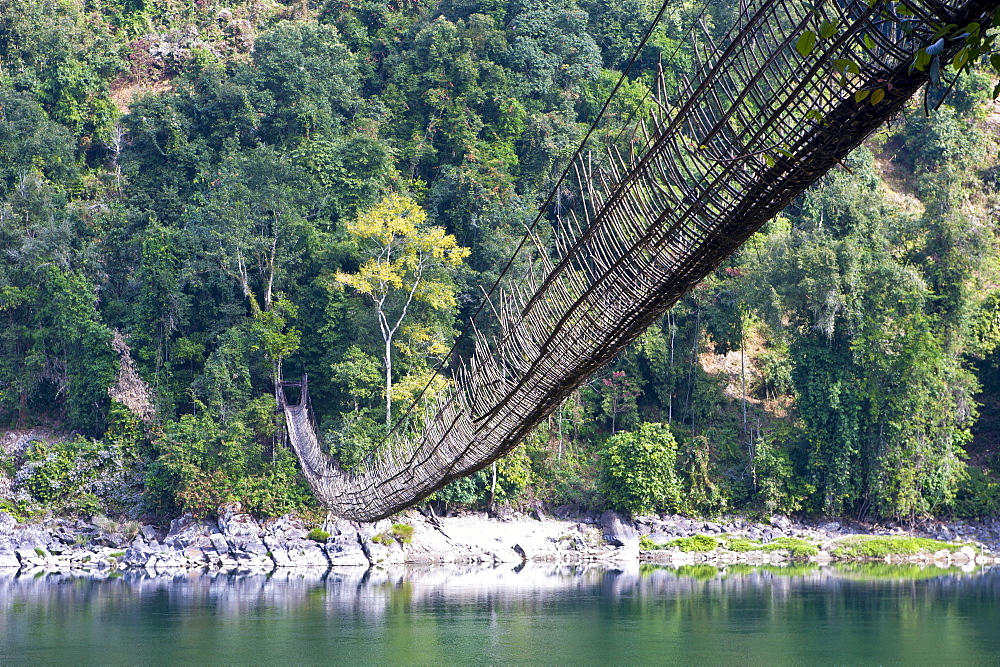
[307,528,330,542]
[372,523,415,546]
[390,523,414,544]
[831,536,973,559]
[109,552,125,558]
[724,537,761,552]
[639,535,665,551]
[33,547,46,558]
[667,534,719,552]
[760,537,818,558]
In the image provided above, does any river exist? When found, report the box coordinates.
[3,563,999,663]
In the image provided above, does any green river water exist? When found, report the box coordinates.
[3,563,998,664]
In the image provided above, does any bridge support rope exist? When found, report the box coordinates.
[284,0,1000,521]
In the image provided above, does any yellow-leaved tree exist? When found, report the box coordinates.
[335,194,470,428]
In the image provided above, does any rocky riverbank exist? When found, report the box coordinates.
[1,506,998,573]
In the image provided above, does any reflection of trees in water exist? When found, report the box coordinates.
[0,564,996,621]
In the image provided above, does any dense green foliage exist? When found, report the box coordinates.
[0,0,998,523]
[599,422,681,515]
[831,536,973,558]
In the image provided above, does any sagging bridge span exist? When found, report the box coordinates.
[281,0,1000,521]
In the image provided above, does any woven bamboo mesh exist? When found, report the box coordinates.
[282,0,1000,521]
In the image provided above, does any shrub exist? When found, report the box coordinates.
[639,535,664,551]
[146,398,317,519]
[677,435,727,516]
[371,532,393,546]
[667,534,719,552]
[371,523,414,546]
[122,521,142,541]
[831,536,970,558]
[948,466,1000,519]
[761,537,818,557]
[390,523,414,544]
[599,422,681,516]
[16,436,143,517]
[307,528,330,542]
[93,515,119,536]
[724,537,761,552]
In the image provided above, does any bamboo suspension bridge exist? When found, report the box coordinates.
[280,0,1000,521]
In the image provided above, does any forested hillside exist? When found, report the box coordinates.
[1,0,998,524]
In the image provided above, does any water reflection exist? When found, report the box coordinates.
[3,564,998,663]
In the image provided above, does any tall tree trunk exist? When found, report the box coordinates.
[385,336,393,429]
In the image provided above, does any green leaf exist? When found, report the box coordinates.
[820,20,838,39]
[834,58,860,75]
[870,88,885,105]
[796,31,817,57]
[763,154,775,168]
[989,53,1000,72]
[855,89,871,102]
[863,34,876,50]
[960,22,981,39]
[993,82,1000,100]
[931,23,958,40]
[952,47,969,70]
[775,147,794,159]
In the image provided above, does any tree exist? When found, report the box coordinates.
[599,421,682,516]
[252,22,360,142]
[336,194,469,428]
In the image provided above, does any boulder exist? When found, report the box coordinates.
[262,536,291,566]
[325,539,370,567]
[164,514,218,552]
[285,542,329,568]
[322,520,369,565]
[228,536,269,559]
[0,550,19,568]
[770,514,792,531]
[10,525,50,549]
[0,512,17,535]
[601,511,638,548]
[123,542,160,568]
[935,525,955,541]
[218,505,262,539]
[269,515,309,541]
[209,533,230,555]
